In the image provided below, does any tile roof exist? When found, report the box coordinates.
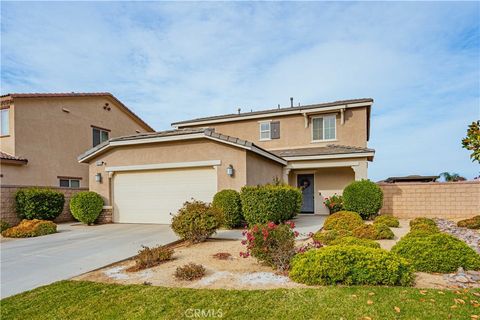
[78,128,286,165]
[382,175,440,183]
[271,145,375,158]
[0,151,28,163]
[172,98,373,126]
[1,92,154,132]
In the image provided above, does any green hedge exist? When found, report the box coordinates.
[343,180,383,220]
[391,232,480,273]
[70,192,104,225]
[329,236,381,249]
[171,200,222,243]
[409,217,436,228]
[289,246,414,286]
[240,184,302,225]
[323,211,364,232]
[374,215,399,228]
[352,223,394,240]
[312,229,352,245]
[15,188,65,220]
[212,189,242,228]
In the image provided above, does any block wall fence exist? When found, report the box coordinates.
[378,181,480,219]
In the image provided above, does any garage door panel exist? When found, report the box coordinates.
[113,167,217,224]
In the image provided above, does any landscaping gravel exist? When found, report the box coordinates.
[434,218,480,254]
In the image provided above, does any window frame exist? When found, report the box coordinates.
[311,114,337,142]
[59,178,81,188]
[258,120,272,141]
[1,108,10,136]
[92,126,110,147]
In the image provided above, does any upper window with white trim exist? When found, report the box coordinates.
[1,109,9,136]
[92,127,109,147]
[312,115,336,141]
[259,122,271,140]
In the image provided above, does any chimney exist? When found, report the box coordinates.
[290,97,293,108]
[237,108,241,114]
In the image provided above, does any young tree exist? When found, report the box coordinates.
[462,120,480,163]
[439,172,466,182]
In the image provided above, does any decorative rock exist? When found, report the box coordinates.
[434,218,480,254]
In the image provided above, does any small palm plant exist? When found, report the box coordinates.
[439,172,466,182]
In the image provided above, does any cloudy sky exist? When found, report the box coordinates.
[1,2,479,181]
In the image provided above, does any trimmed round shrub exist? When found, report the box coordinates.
[409,217,436,228]
[352,223,394,240]
[240,184,302,225]
[343,180,383,220]
[458,216,480,229]
[323,211,364,232]
[410,222,439,234]
[70,191,103,225]
[212,189,242,228]
[171,200,222,243]
[289,246,414,286]
[312,229,352,245]
[15,188,65,220]
[329,236,381,249]
[2,219,57,238]
[374,215,399,228]
[391,232,480,273]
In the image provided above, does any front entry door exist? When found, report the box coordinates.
[297,174,314,213]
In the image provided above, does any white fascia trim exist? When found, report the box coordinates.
[173,102,372,128]
[287,161,360,170]
[105,160,222,172]
[205,135,287,165]
[78,133,205,163]
[283,152,375,161]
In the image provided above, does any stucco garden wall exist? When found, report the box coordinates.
[0,185,87,225]
[378,181,480,219]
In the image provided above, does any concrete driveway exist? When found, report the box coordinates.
[0,223,177,298]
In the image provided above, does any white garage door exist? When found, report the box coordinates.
[113,167,217,224]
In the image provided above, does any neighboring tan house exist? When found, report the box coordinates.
[78,98,375,224]
[0,92,154,188]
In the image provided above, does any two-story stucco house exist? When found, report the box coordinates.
[0,92,154,188]
[78,98,374,224]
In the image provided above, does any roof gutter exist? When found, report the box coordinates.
[172,101,372,128]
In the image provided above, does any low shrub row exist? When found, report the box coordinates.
[289,245,414,286]
[129,245,174,271]
[373,215,399,228]
[1,219,57,238]
[352,223,394,240]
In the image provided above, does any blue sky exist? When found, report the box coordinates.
[1,2,479,181]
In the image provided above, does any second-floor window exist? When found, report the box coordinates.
[92,127,109,147]
[1,108,9,136]
[259,121,280,140]
[312,115,336,141]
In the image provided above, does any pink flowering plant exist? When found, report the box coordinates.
[240,221,298,271]
[296,232,323,254]
[323,194,343,214]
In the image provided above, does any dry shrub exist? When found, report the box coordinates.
[127,245,174,272]
[174,263,206,281]
[1,219,56,238]
[212,252,232,260]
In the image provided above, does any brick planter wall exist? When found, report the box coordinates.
[95,207,113,224]
[378,181,480,219]
[0,185,88,225]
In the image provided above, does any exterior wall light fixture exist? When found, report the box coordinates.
[226,165,234,177]
[95,173,102,183]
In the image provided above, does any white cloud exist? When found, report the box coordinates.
[1,1,479,180]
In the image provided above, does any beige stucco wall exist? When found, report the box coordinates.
[0,96,152,187]
[184,107,368,150]
[0,102,16,155]
[245,152,284,186]
[87,139,252,204]
[379,181,480,219]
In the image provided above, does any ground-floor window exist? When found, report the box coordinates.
[59,177,80,188]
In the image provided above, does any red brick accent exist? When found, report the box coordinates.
[0,185,88,225]
[378,181,480,219]
[95,208,113,224]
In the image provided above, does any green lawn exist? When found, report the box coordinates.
[1,280,479,319]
